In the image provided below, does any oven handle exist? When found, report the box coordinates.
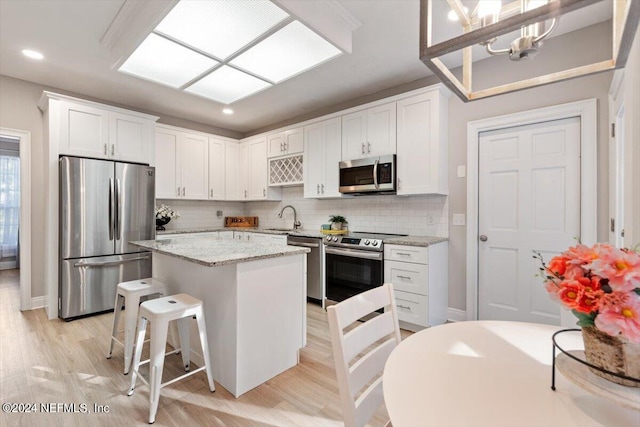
[325,247,383,261]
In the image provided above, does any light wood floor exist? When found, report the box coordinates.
[0,270,412,426]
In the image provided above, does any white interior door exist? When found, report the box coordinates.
[478,117,580,325]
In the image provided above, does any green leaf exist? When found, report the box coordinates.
[571,310,596,327]
[634,288,640,297]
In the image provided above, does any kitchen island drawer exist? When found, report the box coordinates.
[384,260,428,295]
[384,244,428,264]
[394,290,428,327]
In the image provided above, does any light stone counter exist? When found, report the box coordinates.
[131,235,309,267]
[383,236,448,247]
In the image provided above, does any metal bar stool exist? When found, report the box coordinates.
[127,293,215,424]
[107,278,167,374]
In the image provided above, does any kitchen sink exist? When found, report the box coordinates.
[263,228,293,232]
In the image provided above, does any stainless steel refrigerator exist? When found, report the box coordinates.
[59,156,155,320]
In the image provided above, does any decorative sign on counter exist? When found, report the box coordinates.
[224,216,259,228]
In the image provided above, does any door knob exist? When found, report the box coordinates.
[480,235,488,242]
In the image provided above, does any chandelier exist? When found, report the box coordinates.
[420,0,640,102]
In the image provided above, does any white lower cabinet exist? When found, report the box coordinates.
[384,242,448,330]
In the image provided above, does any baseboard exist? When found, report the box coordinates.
[447,307,467,322]
[30,296,47,310]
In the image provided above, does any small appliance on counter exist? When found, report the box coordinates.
[224,216,259,228]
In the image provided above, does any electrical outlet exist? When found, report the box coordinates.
[216,210,223,218]
[457,165,466,178]
[452,213,466,226]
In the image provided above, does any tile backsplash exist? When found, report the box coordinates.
[159,186,448,237]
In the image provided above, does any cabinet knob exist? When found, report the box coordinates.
[480,235,488,242]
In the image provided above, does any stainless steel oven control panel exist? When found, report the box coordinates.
[324,235,383,251]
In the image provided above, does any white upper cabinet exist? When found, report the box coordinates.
[341,103,396,160]
[396,89,448,195]
[57,99,155,164]
[155,125,209,200]
[267,127,304,158]
[225,141,243,201]
[109,112,154,163]
[304,117,342,198]
[247,137,282,200]
[208,137,226,200]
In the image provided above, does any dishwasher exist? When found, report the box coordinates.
[287,235,324,307]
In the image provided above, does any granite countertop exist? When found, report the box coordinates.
[383,236,448,247]
[157,228,447,246]
[158,227,326,239]
[131,235,310,267]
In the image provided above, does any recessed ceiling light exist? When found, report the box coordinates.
[22,49,44,60]
[231,21,342,83]
[222,108,234,115]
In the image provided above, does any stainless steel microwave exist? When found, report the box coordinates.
[339,155,396,195]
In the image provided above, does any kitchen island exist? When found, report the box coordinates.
[131,235,309,397]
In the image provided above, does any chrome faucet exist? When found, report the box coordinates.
[278,205,301,230]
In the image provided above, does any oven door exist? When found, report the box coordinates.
[325,246,383,303]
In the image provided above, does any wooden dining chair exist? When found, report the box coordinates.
[327,283,402,427]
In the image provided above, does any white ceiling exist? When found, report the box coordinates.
[0,0,612,134]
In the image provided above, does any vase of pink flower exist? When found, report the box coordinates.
[536,243,640,386]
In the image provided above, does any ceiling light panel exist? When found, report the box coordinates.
[119,33,218,88]
[155,0,289,60]
[230,20,342,83]
[184,65,272,104]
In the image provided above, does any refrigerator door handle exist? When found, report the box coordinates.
[108,178,114,241]
[115,178,122,240]
[74,255,151,268]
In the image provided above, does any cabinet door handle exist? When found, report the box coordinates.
[396,252,411,256]
[111,144,115,156]
[397,275,412,280]
[397,304,412,311]
[210,189,213,198]
[104,144,108,155]
[367,142,371,153]
[284,142,288,151]
[321,184,324,194]
[317,184,320,195]
[361,143,365,155]
[398,178,401,190]
[177,187,180,197]
[182,187,186,196]
[244,190,247,198]
[263,188,266,197]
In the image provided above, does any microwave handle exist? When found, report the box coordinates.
[373,159,379,189]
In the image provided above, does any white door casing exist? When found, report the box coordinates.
[478,118,581,324]
[0,127,32,312]
[466,99,598,326]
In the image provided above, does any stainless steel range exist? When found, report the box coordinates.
[324,232,406,306]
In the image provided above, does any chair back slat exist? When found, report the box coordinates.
[327,283,402,427]
[349,337,396,397]
[343,310,395,363]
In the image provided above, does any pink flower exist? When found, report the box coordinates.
[564,244,600,265]
[588,246,640,292]
[595,293,640,344]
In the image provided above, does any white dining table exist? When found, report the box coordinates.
[383,321,640,427]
